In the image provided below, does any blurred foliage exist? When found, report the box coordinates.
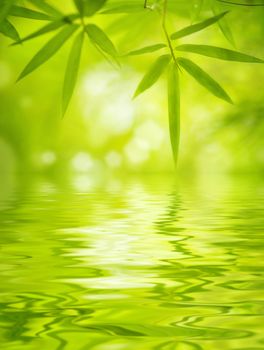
[0,0,264,180]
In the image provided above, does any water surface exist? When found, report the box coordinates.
[0,175,264,350]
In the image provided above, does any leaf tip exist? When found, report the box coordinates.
[16,74,23,83]
[9,40,20,47]
[224,93,234,104]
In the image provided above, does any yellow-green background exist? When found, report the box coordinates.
[1,0,264,182]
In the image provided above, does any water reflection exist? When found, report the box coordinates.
[0,175,264,349]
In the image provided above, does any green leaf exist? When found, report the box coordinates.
[73,0,83,15]
[0,0,15,25]
[27,0,62,17]
[62,31,84,115]
[11,20,68,46]
[74,0,107,16]
[178,57,232,103]
[85,24,118,58]
[0,19,20,41]
[10,5,51,21]
[176,44,264,63]
[126,44,167,56]
[17,25,77,81]
[134,54,171,98]
[167,62,180,164]
[171,11,228,40]
[218,17,235,47]
[212,5,235,46]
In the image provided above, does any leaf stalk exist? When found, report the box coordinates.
[162,0,178,67]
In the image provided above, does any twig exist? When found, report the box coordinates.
[162,0,178,66]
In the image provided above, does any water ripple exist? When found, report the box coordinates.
[0,176,263,349]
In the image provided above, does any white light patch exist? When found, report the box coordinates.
[81,66,136,135]
[83,70,116,97]
[41,151,56,166]
[105,151,122,168]
[135,120,164,150]
[71,152,94,173]
[124,137,150,165]
[101,95,134,134]
[72,174,95,192]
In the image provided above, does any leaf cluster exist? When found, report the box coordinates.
[1,0,118,114]
[0,0,263,165]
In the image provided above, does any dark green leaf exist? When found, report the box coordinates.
[17,25,77,81]
[178,57,232,103]
[218,18,235,47]
[0,19,20,41]
[0,0,15,25]
[167,62,180,164]
[10,5,51,21]
[73,0,83,15]
[74,0,107,16]
[27,0,62,17]
[85,24,118,58]
[171,11,228,40]
[11,20,68,46]
[212,5,235,46]
[62,31,84,115]
[126,44,167,56]
[84,0,107,16]
[134,54,171,98]
[176,44,264,63]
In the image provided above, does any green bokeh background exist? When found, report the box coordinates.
[1,0,264,184]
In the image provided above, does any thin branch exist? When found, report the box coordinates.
[162,0,178,66]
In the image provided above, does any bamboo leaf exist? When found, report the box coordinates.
[10,5,51,20]
[126,44,167,56]
[167,62,180,164]
[84,0,107,16]
[17,25,77,81]
[134,54,171,98]
[74,0,107,16]
[218,17,235,47]
[85,24,118,58]
[73,0,83,15]
[0,0,15,25]
[27,0,62,17]
[212,4,235,46]
[176,44,264,63]
[62,31,84,115]
[0,19,20,41]
[178,57,232,103]
[171,11,228,40]
[11,20,68,46]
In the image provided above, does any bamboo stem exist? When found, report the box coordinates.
[162,0,178,66]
